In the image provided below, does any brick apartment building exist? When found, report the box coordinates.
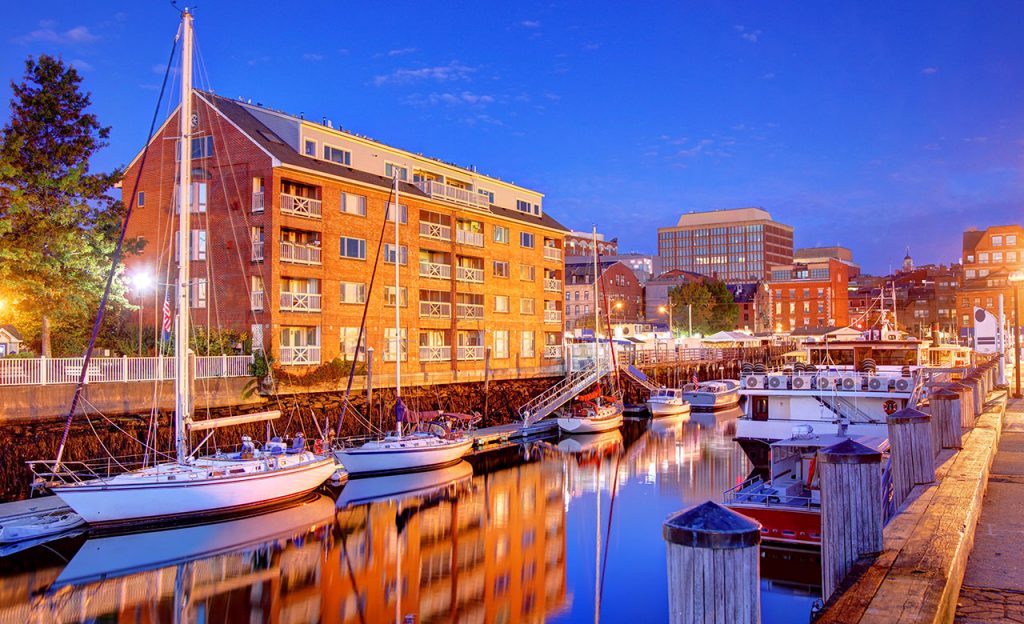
[958,225,1024,335]
[122,91,569,372]
[564,260,644,329]
[768,259,850,332]
[563,231,618,258]
[727,282,771,333]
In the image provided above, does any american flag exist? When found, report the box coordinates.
[692,372,699,385]
[161,289,172,340]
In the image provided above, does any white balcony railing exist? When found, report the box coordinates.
[457,345,485,361]
[280,241,322,265]
[280,193,322,219]
[456,266,484,283]
[0,355,253,386]
[279,346,321,365]
[456,229,485,247]
[544,246,562,262]
[543,345,563,359]
[252,191,264,213]
[251,291,264,311]
[419,345,452,362]
[419,222,452,241]
[419,301,452,318]
[280,291,322,312]
[251,241,264,262]
[456,303,485,320]
[419,261,452,279]
[414,179,491,209]
[543,278,562,292]
[544,309,562,324]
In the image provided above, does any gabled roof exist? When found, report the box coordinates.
[0,325,23,341]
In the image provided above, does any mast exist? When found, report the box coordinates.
[175,8,193,464]
[393,174,402,436]
[592,225,600,375]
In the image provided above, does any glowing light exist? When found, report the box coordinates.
[131,270,154,292]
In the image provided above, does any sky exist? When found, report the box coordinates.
[2,1,1023,275]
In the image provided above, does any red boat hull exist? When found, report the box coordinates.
[726,504,821,545]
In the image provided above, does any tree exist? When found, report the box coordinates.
[668,279,739,336]
[0,55,129,356]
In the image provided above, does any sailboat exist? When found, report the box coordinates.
[30,9,336,527]
[557,226,624,435]
[333,174,473,475]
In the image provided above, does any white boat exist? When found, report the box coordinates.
[557,397,624,434]
[646,388,692,417]
[556,430,624,455]
[333,171,472,475]
[0,510,84,544]
[682,379,741,409]
[32,10,336,527]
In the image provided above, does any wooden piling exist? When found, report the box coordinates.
[925,389,942,457]
[663,500,761,624]
[887,407,935,508]
[930,388,962,449]
[965,375,984,422]
[819,438,883,601]
[950,381,975,429]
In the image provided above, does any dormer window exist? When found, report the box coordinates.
[324,145,351,166]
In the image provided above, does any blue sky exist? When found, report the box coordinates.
[3,1,1023,274]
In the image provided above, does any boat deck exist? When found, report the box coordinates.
[0,495,70,525]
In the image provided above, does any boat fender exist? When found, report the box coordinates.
[313,439,325,454]
[806,455,817,488]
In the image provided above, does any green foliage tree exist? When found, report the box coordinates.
[668,279,739,336]
[0,55,132,356]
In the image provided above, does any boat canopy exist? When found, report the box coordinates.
[771,434,889,453]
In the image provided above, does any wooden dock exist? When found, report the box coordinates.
[0,494,69,525]
[470,420,559,449]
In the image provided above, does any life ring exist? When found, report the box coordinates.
[883,399,898,415]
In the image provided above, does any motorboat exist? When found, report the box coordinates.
[557,396,624,434]
[645,388,692,417]
[682,379,741,410]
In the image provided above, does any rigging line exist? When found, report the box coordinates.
[53,31,181,471]
[337,181,401,435]
[79,395,175,459]
[599,448,623,602]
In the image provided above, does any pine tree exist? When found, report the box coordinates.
[0,55,127,356]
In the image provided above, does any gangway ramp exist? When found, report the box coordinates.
[619,364,662,392]
[518,363,608,426]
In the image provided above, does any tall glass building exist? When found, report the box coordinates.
[657,207,794,283]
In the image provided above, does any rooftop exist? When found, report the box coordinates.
[669,207,792,229]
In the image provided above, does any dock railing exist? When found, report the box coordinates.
[0,355,254,387]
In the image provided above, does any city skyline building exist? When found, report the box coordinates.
[767,259,850,332]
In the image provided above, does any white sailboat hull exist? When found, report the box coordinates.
[557,412,624,434]
[646,400,692,417]
[335,436,473,476]
[52,456,337,526]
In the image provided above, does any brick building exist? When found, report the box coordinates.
[726,282,771,333]
[768,259,850,332]
[564,231,618,258]
[123,91,569,372]
[564,260,644,329]
[958,225,1024,334]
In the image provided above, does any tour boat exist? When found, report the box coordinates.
[682,379,741,409]
[30,10,336,527]
[645,388,692,417]
[724,430,889,545]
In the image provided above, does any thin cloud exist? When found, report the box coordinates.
[762,72,776,80]
[582,42,601,51]
[921,67,938,75]
[373,61,476,86]
[519,20,542,28]
[14,24,99,45]
[69,59,93,72]
[387,47,417,57]
[406,91,495,106]
[734,25,761,43]
[302,53,324,62]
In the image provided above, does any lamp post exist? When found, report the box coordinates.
[132,270,154,356]
[1010,271,1023,399]
[614,300,624,325]
[659,304,673,338]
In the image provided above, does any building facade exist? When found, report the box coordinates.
[958,225,1024,335]
[600,253,659,285]
[122,91,568,373]
[726,282,771,333]
[794,246,860,279]
[564,260,644,329]
[657,207,794,283]
[768,259,850,332]
[563,231,618,258]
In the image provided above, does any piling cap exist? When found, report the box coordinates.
[663,500,761,549]
[931,388,958,400]
[889,406,930,423]
[820,438,882,464]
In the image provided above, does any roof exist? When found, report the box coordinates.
[0,325,22,341]
[565,260,623,281]
[790,326,853,337]
[200,92,569,233]
[672,207,778,228]
[703,331,760,343]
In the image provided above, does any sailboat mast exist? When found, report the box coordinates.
[175,9,193,464]
[393,174,402,437]
[592,225,600,372]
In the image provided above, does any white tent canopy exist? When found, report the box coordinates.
[702,331,761,345]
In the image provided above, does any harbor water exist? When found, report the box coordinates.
[0,409,820,623]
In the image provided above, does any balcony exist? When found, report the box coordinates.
[279,345,320,365]
[251,291,264,311]
[280,241,322,265]
[456,266,484,283]
[280,193,322,219]
[419,261,452,280]
[251,241,264,262]
[544,309,562,324]
[419,301,452,319]
[280,291,322,312]
[456,229,485,247]
[252,191,264,213]
[414,179,491,210]
[543,345,563,359]
[456,303,484,320]
[544,247,562,262]
[457,345,485,361]
[544,278,562,292]
[419,345,452,362]
[420,222,452,242]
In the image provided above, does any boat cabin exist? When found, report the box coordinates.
[650,388,683,401]
[804,339,923,371]
[767,433,889,500]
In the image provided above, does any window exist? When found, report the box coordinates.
[383,328,408,361]
[521,331,535,358]
[340,281,366,304]
[520,298,536,315]
[979,252,989,263]
[775,302,781,314]
[520,265,536,281]
[384,286,408,307]
[250,226,264,261]
[493,330,509,358]
[323,145,351,165]
[520,232,535,248]
[495,295,510,313]
[341,192,366,216]
[250,276,265,310]
[493,225,509,244]
[992,235,1003,246]
[137,191,145,208]
[1009,252,1018,263]
[384,243,408,265]
[177,136,214,160]
[993,251,1004,263]
[966,269,976,279]
[966,254,975,263]
[190,278,207,308]
[385,202,408,224]
[478,188,495,204]
[339,327,361,360]
[304,139,316,156]
[516,199,532,213]
[1008,234,1018,246]
[340,237,366,260]
[384,162,408,181]
[493,260,510,277]
[190,230,207,261]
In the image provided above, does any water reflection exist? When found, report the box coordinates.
[0,409,820,623]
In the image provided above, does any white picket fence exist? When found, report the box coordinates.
[0,355,253,386]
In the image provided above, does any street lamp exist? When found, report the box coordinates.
[131,269,154,356]
[614,300,624,325]
[1010,271,1023,399]
[658,304,673,337]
